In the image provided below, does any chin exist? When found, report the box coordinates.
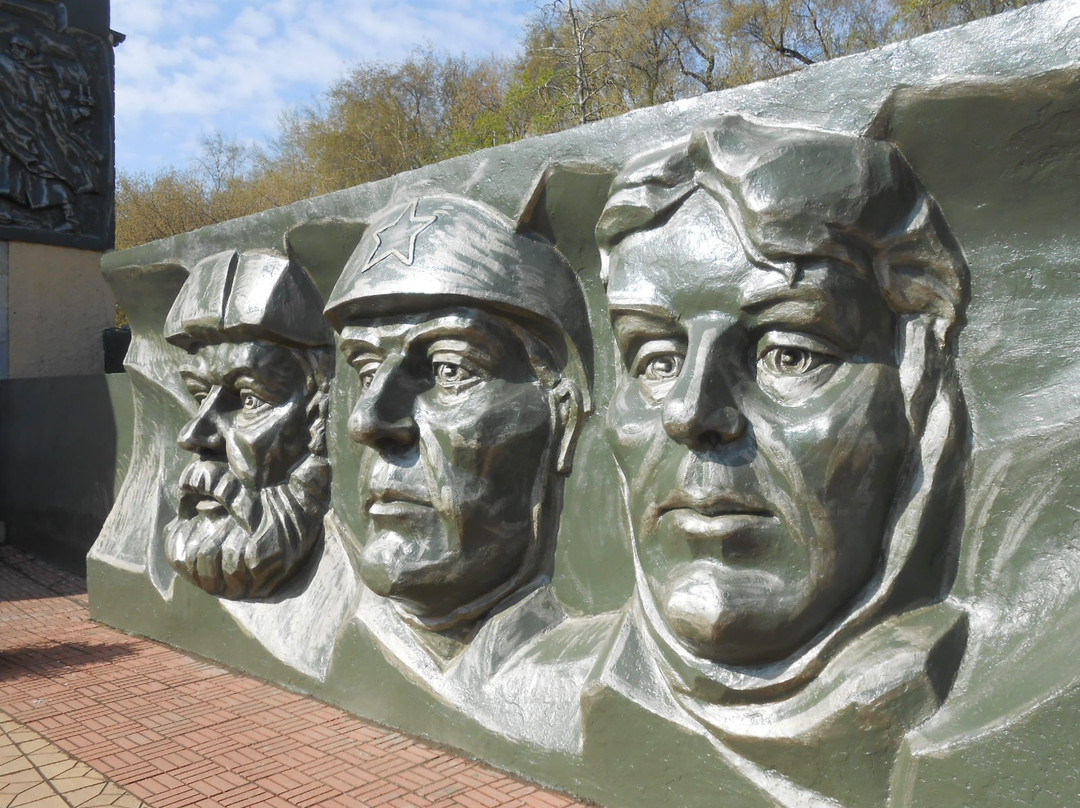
[359,533,458,614]
[359,534,536,630]
[655,562,817,666]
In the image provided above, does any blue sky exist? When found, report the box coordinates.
[111,1,541,175]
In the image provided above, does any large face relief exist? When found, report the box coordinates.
[177,342,312,488]
[606,192,912,666]
[340,308,559,628]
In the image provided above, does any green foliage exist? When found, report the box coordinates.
[115,0,1042,249]
[115,131,321,250]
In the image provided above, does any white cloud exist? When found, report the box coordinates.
[112,0,537,174]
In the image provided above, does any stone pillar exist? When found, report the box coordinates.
[0,0,121,570]
[0,0,119,379]
[6,241,115,376]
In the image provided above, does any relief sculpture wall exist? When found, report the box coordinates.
[87,2,1080,805]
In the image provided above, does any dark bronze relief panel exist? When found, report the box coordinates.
[0,0,114,248]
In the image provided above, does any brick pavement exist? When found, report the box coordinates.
[0,546,593,808]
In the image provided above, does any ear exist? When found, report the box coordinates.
[551,379,584,475]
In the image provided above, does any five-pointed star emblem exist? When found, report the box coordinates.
[362,200,438,272]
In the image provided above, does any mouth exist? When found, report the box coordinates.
[194,498,229,518]
[178,489,230,519]
[366,487,434,517]
[654,493,774,541]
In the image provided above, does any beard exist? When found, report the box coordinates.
[163,454,330,599]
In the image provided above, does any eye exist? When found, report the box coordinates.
[640,353,683,381]
[427,345,489,393]
[759,346,828,375]
[352,359,382,393]
[626,339,685,402]
[240,391,269,412]
[433,360,474,387]
[755,333,842,403]
[182,374,211,404]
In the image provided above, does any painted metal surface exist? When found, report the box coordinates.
[87,2,1080,805]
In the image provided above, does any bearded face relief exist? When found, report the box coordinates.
[164,342,331,599]
[162,249,335,600]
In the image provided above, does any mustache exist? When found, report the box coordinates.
[165,455,331,600]
[177,459,260,531]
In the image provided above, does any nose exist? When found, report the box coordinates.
[177,388,226,454]
[348,359,418,451]
[661,328,747,447]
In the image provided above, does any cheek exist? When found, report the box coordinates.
[607,379,663,466]
[754,365,907,482]
[818,367,910,502]
[606,381,683,537]
[419,383,553,499]
[751,366,909,572]
[228,401,310,487]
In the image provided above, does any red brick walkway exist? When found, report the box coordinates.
[0,546,592,808]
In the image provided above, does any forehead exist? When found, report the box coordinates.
[605,192,878,320]
[338,307,518,349]
[185,341,303,380]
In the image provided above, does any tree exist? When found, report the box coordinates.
[115,133,316,249]
[719,0,898,77]
[291,49,517,190]
[898,0,1036,34]
[516,1,629,127]
[664,0,729,93]
[115,0,1041,249]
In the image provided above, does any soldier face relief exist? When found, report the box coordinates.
[324,194,591,634]
[340,308,562,629]
[606,193,911,665]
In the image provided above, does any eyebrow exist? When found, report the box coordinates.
[611,285,861,349]
[608,306,684,360]
[179,369,211,387]
[405,314,510,350]
[742,292,832,328]
[741,282,866,351]
[222,367,297,404]
[339,337,380,360]
[222,368,262,387]
[611,284,833,322]
[740,278,830,311]
[338,319,412,357]
[609,304,680,325]
[339,314,513,364]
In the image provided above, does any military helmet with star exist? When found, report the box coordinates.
[324,194,593,401]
